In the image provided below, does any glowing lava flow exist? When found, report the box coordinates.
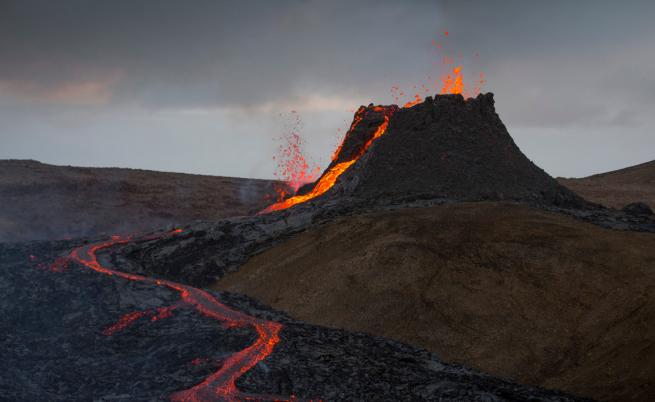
[260,107,394,213]
[66,231,293,401]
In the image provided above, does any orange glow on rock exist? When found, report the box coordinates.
[260,108,394,213]
[260,29,486,213]
[260,159,357,213]
[403,94,423,108]
[331,107,365,161]
[103,311,148,336]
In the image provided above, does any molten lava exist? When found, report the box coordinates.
[396,31,485,106]
[59,230,297,401]
[102,305,179,336]
[441,66,464,95]
[272,112,322,201]
[259,30,486,214]
[331,107,365,161]
[260,107,394,213]
[103,311,148,336]
[403,94,423,108]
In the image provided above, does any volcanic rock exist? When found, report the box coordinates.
[622,201,653,216]
[116,94,654,290]
[307,94,588,208]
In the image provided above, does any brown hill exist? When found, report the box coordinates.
[213,202,655,402]
[0,160,282,242]
[558,160,655,210]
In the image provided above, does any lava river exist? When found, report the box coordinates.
[66,230,298,401]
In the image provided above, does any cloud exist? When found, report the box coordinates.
[0,0,443,109]
[0,70,123,105]
[1,0,655,177]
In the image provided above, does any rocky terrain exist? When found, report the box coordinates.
[5,93,654,401]
[0,237,592,401]
[112,94,654,401]
[214,202,655,402]
[329,95,586,208]
[559,160,655,210]
[0,160,282,242]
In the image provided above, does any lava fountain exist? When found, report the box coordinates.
[260,31,485,214]
[259,106,396,213]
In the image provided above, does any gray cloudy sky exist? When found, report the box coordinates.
[1,0,654,179]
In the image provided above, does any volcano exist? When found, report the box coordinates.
[6,93,652,402]
[263,93,586,213]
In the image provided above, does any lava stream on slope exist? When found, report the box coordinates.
[65,230,299,401]
[260,106,396,214]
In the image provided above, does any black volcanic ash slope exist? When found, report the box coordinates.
[322,93,586,207]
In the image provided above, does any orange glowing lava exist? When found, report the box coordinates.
[272,112,322,201]
[403,94,423,108]
[331,107,365,161]
[260,29,486,214]
[260,107,394,213]
[103,311,148,336]
[393,30,485,106]
[441,65,464,95]
[61,230,297,401]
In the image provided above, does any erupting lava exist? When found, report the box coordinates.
[271,111,322,201]
[393,31,485,106]
[260,106,395,213]
[441,65,464,95]
[61,230,296,401]
[260,30,486,214]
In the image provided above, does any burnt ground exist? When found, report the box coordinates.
[0,159,282,242]
[0,239,592,401]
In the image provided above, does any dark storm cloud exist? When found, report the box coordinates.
[1,1,655,178]
[0,0,444,108]
[3,0,655,114]
[430,1,655,128]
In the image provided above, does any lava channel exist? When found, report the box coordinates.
[65,230,302,401]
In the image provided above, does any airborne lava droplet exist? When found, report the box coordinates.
[260,106,396,214]
[259,30,486,214]
[271,112,322,202]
